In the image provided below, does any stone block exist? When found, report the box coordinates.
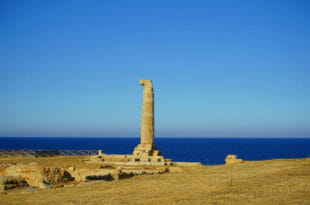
[225,155,243,165]
[0,176,28,191]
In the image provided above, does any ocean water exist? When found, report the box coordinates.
[0,137,310,165]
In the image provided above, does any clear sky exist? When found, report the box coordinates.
[0,0,309,138]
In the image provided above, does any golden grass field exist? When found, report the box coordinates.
[1,156,310,205]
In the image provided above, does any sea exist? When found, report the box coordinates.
[0,137,310,165]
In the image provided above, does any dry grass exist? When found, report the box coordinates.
[1,157,310,205]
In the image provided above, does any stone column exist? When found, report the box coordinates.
[133,79,161,157]
[140,79,154,145]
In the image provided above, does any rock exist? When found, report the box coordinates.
[42,167,74,185]
[0,163,73,189]
[74,169,118,182]
[3,163,45,188]
[0,176,28,191]
[226,155,237,160]
[225,155,243,165]
[88,153,173,165]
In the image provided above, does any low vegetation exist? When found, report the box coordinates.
[0,156,310,204]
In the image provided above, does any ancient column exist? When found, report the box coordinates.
[140,79,154,144]
[133,79,161,157]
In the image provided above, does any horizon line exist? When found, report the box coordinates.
[0,136,309,139]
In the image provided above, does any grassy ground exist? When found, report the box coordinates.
[1,157,310,205]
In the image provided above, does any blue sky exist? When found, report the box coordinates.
[0,0,309,138]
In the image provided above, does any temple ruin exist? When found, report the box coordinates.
[89,79,172,165]
[133,80,161,157]
[0,80,202,191]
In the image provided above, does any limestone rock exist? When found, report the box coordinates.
[225,155,243,165]
[42,167,74,185]
[73,169,118,182]
[0,176,28,191]
[0,163,73,189]
[2,163,45,188]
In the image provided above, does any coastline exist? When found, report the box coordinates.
[1,137,310,165]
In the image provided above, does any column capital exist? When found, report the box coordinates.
[140,79,153,88]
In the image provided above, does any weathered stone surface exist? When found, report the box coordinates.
[133,80,162,158]
[2,163,45,188]
[0,176,28,191]
[226,155,237,160]
[101,161,173,166]
[72,168,132,182]
[68,164,169,182]
[42,167,74,185]
[133,144,162,157]
[139,79,155,145]
[0,163,73,189]
[121,166,168,176]
[89,152,172,165]
[225,155,243,165]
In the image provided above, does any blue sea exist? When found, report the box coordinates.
[0,137,310,165]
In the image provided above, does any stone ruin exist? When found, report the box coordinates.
[89,79,172,166]
[0,162,74,190]
[133,80,161,157]
[0,79,202,192]
[225,154,243,165]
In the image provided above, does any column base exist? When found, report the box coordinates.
[133,143,162,157]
